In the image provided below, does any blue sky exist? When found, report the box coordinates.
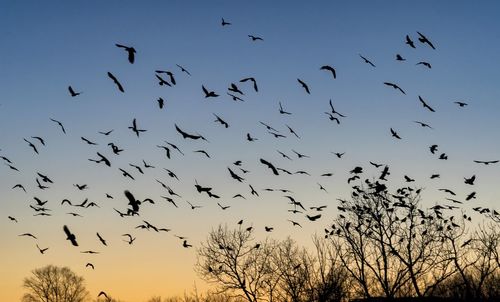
[1,1,500,301]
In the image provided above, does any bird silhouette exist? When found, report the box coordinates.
[240,77,258,92]
[464,175,476,185]
[390,128,402,139]
[221,17,231,26]
[359,54,376,67]
[260,158,279,175]
[36,244,49,254]
[50,118,66,134]
[23,138,38,154]
[86,263,95,269]
[68,86,81,97]
[128,118,146,137]
[454,101,468,107]
[248,35,263,41]
[320,65,336,78]
[297,78,310,94]
[279,102,291,115]
[155,74,171,87]
[417,61,432,69]
[89,152,111,167]
[384,82,406,94]
[396,54,406,61]
[63,225,78,246]
[417,31,435,49]
[115,43,136,63]
[202,85,219,98]
[175,124,207,141]
[107,72,124,92]
[213,113,229,128]
[228,167,244,182]
[418,96,435,112]
[473,160,499,165]
[405,35,415,48]
[176,64,191,76]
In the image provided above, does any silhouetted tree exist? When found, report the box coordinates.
[327,183,457,298]
[22,265,89,302]
[196,224,276,302]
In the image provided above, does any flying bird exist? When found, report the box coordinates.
[248,35,263,41]
[417,31,436,49]
[390,128,401,139]
[297,78,310,94]
[63,225,78,246]
[359,54,376,67]
[50,118,66,134]
[260,158,279,175]
[418,96,435,112]
[128,118,146,137]
[405,35,415,48]
[417,61,432,69]
[107,72,124,92]
[202,85,219,98]
[68,86,81,97]
[115,43,136,63]
[221,17,231,26]
[320,65,336,78]
[240,77,258,92]
[384,82,406,95]
[473,160,499,165]
[176,64,191,76]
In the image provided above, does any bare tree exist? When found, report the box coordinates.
[196,224,276,302]
[22,265,89,302]
[327,182,458,298]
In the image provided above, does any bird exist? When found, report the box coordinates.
[454,101,468,107]
[122,234,136,245]
[306,214,322,221]
[155,74,171,87]
[213,113,229,128]
[246,133,257,142]
[202,85,219,98]
[115,43,136,63]
[68,86,81,97]
[182,240,192,248]
[430,145,438,154]
[228,168,244,182]
[240,77,258,92]
[288,220,302,228]
[416,61,432,69]
[464,175,476,185]
[86,263,95,269]
[36,244,49,254]
[279,102,291,115]
[359,54,376,67]
[405,35,415,48]
[8,216,18,222]
[417,31,436,49]
[217,203,230,210]
[297,78,310,94]
[248,35,263,41]
[227,92,244,102]
[384,82,406,94]
[320,65,336,78]
[221,17,231,26]
[107,72,124,92]
[396,54,406,61]
[157,97,165,109]
[418,96,435,112]
[19,233,37,239]
[414,121,433,129]
[175,124,207,141]
[98,291,110,301]
[81,137,97,145]
[63,225,78,246]
[98,129,114,136]
[128,118,146,137]
[328,99,346,117]
[390,128,402,139]
[332,152,345,158]
[88,152,111,167]
[260,158,279,175]
[50,118,66,134]
[473,160,499,165]
[228,83,243,95]
[23,138,38,154]
[96,233,107,246]
[176,64,191,76]
[292,150,309,159]
[155,70,176,85]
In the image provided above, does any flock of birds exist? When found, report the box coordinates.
[3,17,500,300]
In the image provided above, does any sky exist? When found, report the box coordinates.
[1,1,500,301]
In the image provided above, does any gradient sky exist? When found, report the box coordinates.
[1,1,500,301]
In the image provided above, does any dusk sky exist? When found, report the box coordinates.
[1,1,500,301]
